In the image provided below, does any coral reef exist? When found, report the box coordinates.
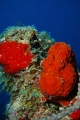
[0,26,80,120]
[0,26,56,120]
[39,42,79,106]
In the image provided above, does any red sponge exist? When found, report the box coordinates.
[0,40,34,74]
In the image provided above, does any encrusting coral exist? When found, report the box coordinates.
[0,26,80,120]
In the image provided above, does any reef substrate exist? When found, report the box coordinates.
[0,26,80,120]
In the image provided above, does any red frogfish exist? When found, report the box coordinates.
[0,40,34,75]
[39,42,79,106]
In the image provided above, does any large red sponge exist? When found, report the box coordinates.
[39,42,78,106]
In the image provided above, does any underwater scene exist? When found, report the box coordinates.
[0,0,80,120]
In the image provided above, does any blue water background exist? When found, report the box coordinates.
[0,0,80,119]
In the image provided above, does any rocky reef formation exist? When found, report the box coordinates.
[0,26,79,120]
[0,26,56,120]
